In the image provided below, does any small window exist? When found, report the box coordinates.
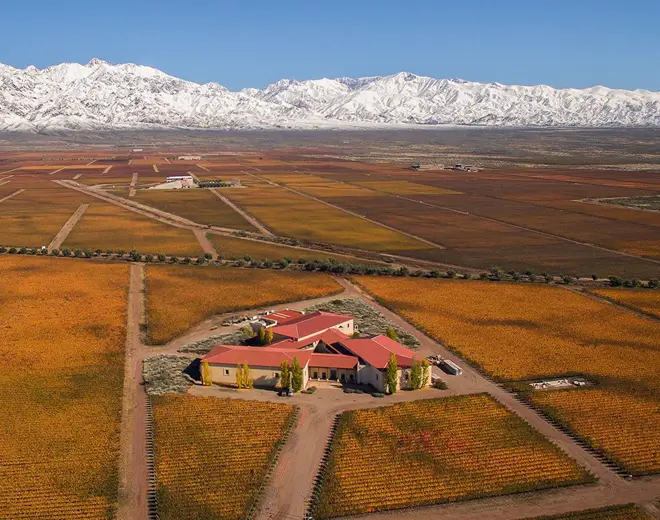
[375,373,379,381]
[224,369,230,376]
[274,372,279,379]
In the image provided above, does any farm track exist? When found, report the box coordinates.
[196,163,209,172]
[48,167,65,176]
[209,188,274,236]
[152,165,159,173]
[192,229,219,259]
[242,169,446,250]
[129,172,139,197]
[103,165,113,173]
[47,203,89,250]
[72,173,83,180]
[300,169,660,267]
[569,286,660,323]
[117,263,148,520]
[0,179,13,187]
[0,188,25,204]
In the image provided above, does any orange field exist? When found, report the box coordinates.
[523,504,654,520]
[145,265,342,344]
[530,388,660,475]
[0,256,129,519]
[132,189,257,231]
[63,202,202,256]
[153,396,296,520]
[312,395,593,518]
[208,233,382,265]
[352,277,660,474]
[222,185,433,252]
[592,288,660,318]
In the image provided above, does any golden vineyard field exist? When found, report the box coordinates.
[530,389,660,475]
[152,396,296,520]
[312,395,593,518]
[591,287,660,319]
[145,265,342,344]
[352,277,660,474]
[0,256,129,519]
[524,504,654,520]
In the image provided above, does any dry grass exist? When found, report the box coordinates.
[153,396,295,520]
[352,277,660,474]
[145,265,342,344]
[0,256,128,519]
[223,185,431,252]
[63,202,202,256]
[592,288,660,318]
[313,395,593,518]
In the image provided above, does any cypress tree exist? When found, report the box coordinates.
[386,353,398,394]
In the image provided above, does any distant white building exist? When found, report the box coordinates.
[178,155,202,161]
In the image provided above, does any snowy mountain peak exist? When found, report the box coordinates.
[87,58,109,67]
[0,60,659,132]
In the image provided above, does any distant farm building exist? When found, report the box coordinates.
[177,155,202,161]
[201,310,430,392]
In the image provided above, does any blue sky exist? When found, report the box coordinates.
[2,0,659,91]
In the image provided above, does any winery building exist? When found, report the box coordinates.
[201,310,429,392]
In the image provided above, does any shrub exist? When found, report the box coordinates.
[50,248,59,256]
[562,275,574,285]
[95,249,102,255]
[18,247,27,255]
[544,274,553,283]
[479,272,489,280]
[106,249,114,255]
[158,254,166,262]
[355,389,364,394]
[61,248,71,257]
[591,274,599,281]
[182,257,191,265]
[204,253,213,260]
[648,278,659,289]
[117,250,126,257]
[145,254,154,263]
[446,269,456,279]
[8,247,17,254]
[609,276,623,287]
[433,379,448,390]
[343,388,356,394]
[372,392,386,398]
[0,246,6,254]
[196,257,205,265]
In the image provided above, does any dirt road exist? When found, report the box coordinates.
[117,263,148,520]
[192,229,219,259]
[47,203,89,250]
[0,188,25,204]
[129,172,139,197]
[210,188,274,235]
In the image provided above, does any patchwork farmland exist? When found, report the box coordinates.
[0,144,658,520]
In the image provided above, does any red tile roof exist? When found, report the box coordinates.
[202,345,312,368]
[268,309,304,324]
[309,353,359,369]
[271,311,352,340]
[338,335,416,369]
[266,327,349,351]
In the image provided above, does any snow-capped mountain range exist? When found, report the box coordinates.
[1,59,659,132]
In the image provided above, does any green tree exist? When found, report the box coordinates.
[258,327,266,345]
[264,327,274,345]
[279,360,291,390]
[291,357,303,392]
[242,325,255,340]
[385,327,398,342]
[386,353,398,395]
[420,359,430,389]
[410,358,422,390]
